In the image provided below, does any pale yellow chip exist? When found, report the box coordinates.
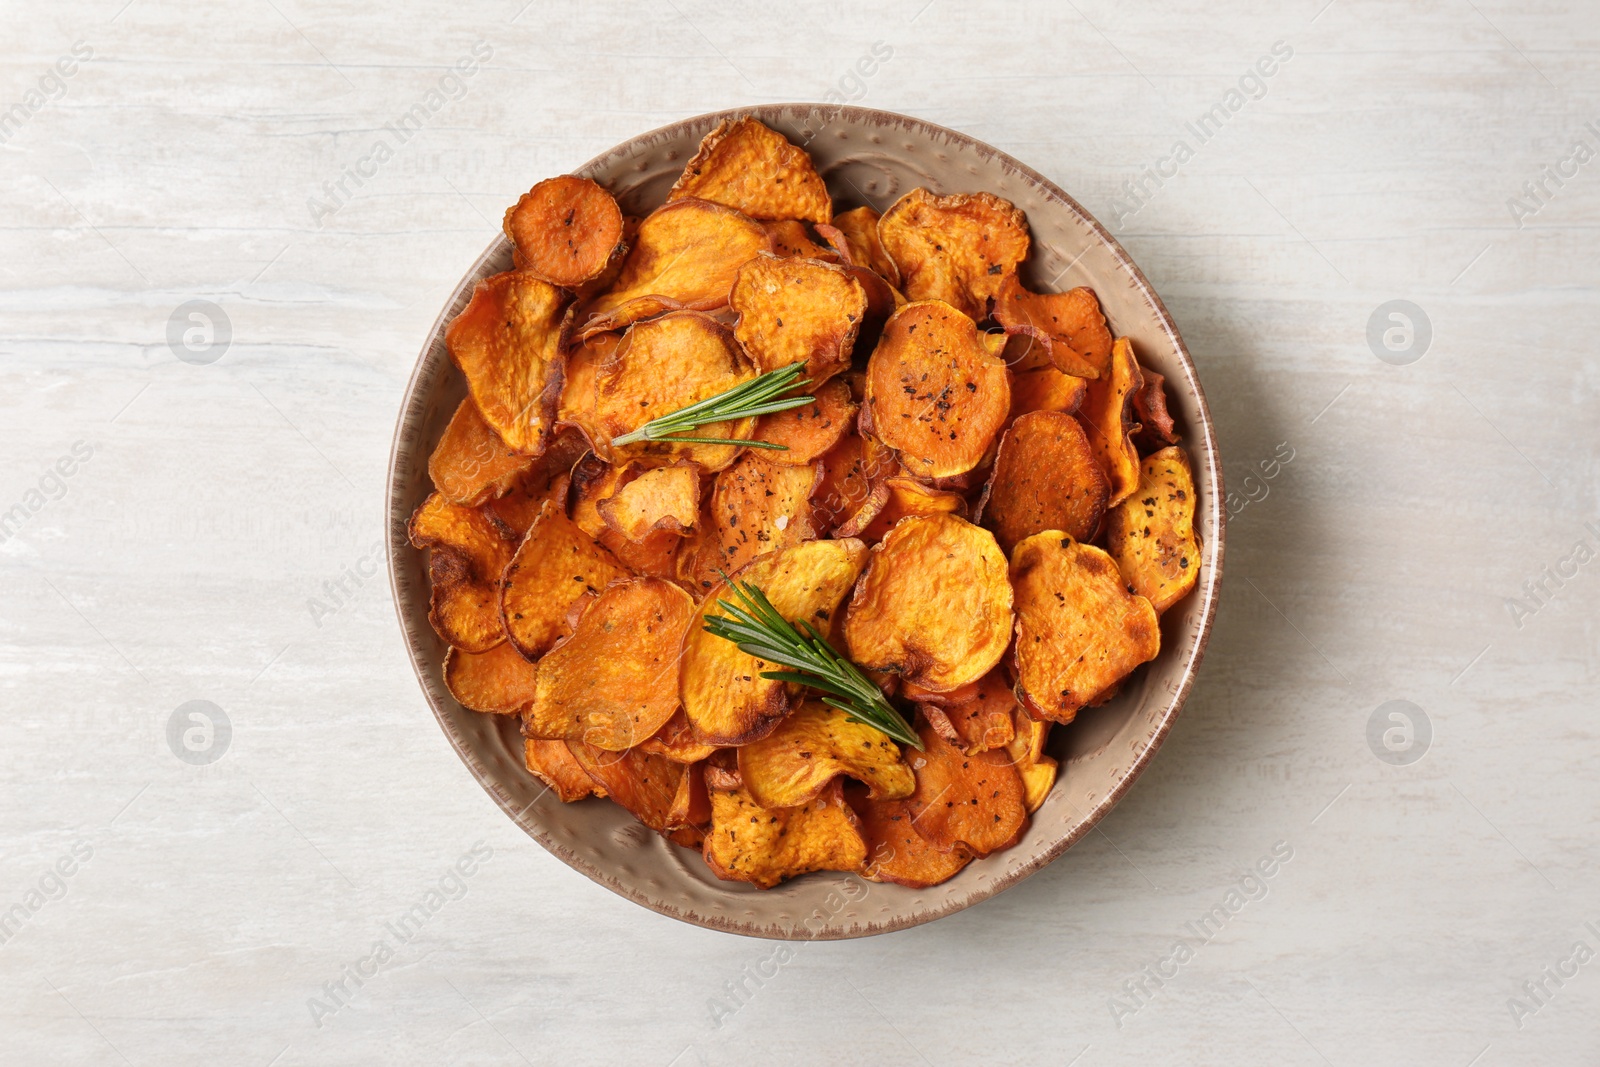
[702,779,868,889]
[738,701,914,808]
[1105,445,1201,613]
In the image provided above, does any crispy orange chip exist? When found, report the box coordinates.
[1132,366,1179,452]
[877,189,1029,321]
[1079,337,1144,507]
[812,432,899,534]
[904,722,1028,857]
[408,492,515,652]
[639,710,718,763]
[483,429,586,538]
[446,271,569,455]
[841,475,966,543]
[500,499,629,659]
[594,311,757,471]
[524,738,603,802]
[597,462,701,542]
[738,701,914,809]
[567,741,691,841]
[503,175,626,290]
[1010,533,1160,723]
[763,219,834,260]
[853,791,971,888]
[826,205,900,286]
[428,398,533,506]
[703,778,867,889]
[557,331,619,447]
[575,198,770,337]
[667,761,712,842]
[1003,710,1056,813]
[525,577,696,751]
[443,642,539,714]
[992,273,1112,380]
[681,538,869,746]
[978,411,1110,552]
[705,453,820,577]
[753,376,857,464]
[864,301,1010,480]
[730,253,867,383]
[1105,446,1201,614]
[917,670,1017,754]
[842,513,1012,692]
[1009,366,1088,421]
[667,117,831,225]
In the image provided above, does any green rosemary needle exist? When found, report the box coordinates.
[609,362,815,449]
[703,572,923,750]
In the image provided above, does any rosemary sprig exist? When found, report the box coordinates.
[703,572,923,750]
[610,362,815,449]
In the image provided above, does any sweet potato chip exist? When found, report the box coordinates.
[730,253,867,383]
[864,301,1010,480]
[503,175,626,289]
[681,538,869,745]
[557,331,619,446]
[667,117,831,226]
[812,432,899,533]
[443,642,539,714]
[575,198,770,337]
[667,761,712,840]
[1010,533,1160,723]
[639,710,718,763]
[992,273,1112,380]
[842,475,966,543]
[978,411,1110,553]
[446,271,569,455]
[408,492,516,652]
[842,513,1013,692]
[597,462,701,542]
[525,577,696,750]
[877,189,1029,321]
[1105,445,1201,614]
[567,741,691,841]
[703,778,867,889]
[753,376,857,463]
[917,669,1017,754]
[853,792,971,888]
[594,310,757,471]
[1132,366,1179,452]
[500,499,629,659]
[1009,366,1088,421]
[1003,710,1056,813]
[704,452,821,577]
[825,205,900,286]
[524,738,602,802]
[904,722,1027,857]
[738,701,914,809]
[428,398,533,506]
[483,429,586,538]
[1079,337,1144,507]
[764,219,834,260]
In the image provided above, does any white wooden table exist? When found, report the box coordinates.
[4,1,1596,1063]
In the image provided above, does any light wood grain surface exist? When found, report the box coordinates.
[3,1,1596,1064]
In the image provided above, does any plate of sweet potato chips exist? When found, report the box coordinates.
[388,106,1223,938]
